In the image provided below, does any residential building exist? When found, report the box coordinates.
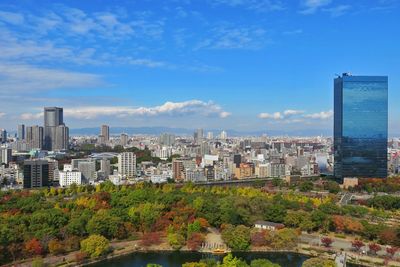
[26,125,43,150]
[118,152,136,178]
[59,171,82,187]
[18,124,25,140]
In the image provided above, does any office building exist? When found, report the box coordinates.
[0,129,7,143]
[23,160,49,188]
[78,160,96,182]
[159,133,175,146]
[18,124,25,140]
[54,124,69,150]
[334,74,388,181]
[118,152,136,178]
[26,126,44,150]
[44,107,69,150]
[194,129,203,144]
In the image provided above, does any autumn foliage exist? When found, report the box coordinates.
[140,232,162,247]
[24,238,43,256]
[351,240,365,251]
[321,237,333,248]
[332,215,364,234]
[186,233,205,251]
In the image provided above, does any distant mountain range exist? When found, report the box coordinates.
[69,126,334,137]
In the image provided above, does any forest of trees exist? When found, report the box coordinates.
[0,181,399,265]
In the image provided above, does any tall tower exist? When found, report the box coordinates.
[44,107,68,150]
[18,124,25,140]
[334,73,388,181]
[100,125,110,142]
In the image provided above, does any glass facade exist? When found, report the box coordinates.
[334,75,388,181]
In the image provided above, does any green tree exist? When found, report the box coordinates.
[264,204,287,223]
[299,181,314,192]
[270,229,298,250]
[86,210,121,239]
[220,254,249,267]
[128,203,164,232]
[222,225,251,251]
[80,234,110,258]
[250,259,281,267]
[167,232,185,250]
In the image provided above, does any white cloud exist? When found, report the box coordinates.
[304,110,333,119]
[283,109,304,116]
[20,100,231,120]
[323,5,351,17]
[212,0,284,12]
[300,0,332,14]
[259,109,333,122]
[20,112,43,120]
[195,25,268,50]
[258,112,283,120]
[0,11,24,25]
[259,109,304,120]
[0,63,103,93]
[0,112,5,118]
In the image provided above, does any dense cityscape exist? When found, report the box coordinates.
[0,0,399,267]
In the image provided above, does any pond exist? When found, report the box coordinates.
[90,251,309,267]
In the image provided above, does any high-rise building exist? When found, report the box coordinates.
[194,129,203,144]
[100,158,111,178]
[0,129,7,143]
[207,132,214,140]
[23,159,49,188]
[55,124,69,150]
[118,152,136,178]
[18,124,25,140]
[334,73,388,181]
[120,133,128,146]
[220,130,228,140]
[26,125,44,150]
[0,148,12,165]
[159,133,175,146]
[44,107,68,150]
[99,125,110,144]
[172,159,184,181]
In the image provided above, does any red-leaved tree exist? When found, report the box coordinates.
[368,243,381,255]
[386,247,398,258]
[140,232,162,247]
[251,231,268,247]
[321,237,333,248]
[24,238,43,256]
[351,240,365,252]
[187,233,205,251]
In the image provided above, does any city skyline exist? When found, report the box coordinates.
[0,1,399,135]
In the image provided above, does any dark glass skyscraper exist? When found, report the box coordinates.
[334,74,388,181]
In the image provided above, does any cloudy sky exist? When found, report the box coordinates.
[0,0,399,134]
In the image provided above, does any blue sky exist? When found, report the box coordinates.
[0,0,399,135]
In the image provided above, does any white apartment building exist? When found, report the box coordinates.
[118,152,136,178]
[59,171,82,187]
